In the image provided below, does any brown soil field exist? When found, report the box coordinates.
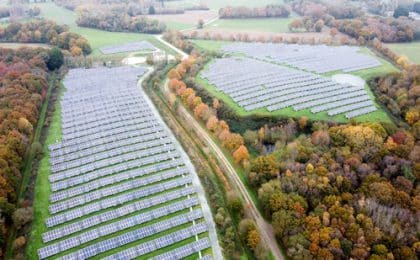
[147,10,218,25]
[0,42,51,49]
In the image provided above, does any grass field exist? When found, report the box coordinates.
[385,41,420,64]
[166,0,283,10]
[207,17,294,34]
[31,2,177,57]
[192,40,397,123]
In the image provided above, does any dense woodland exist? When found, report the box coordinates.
[164,31,420,259]
[290,0,418,43]
[218,5,291,19]
[0,48,53,258]
[0,19,91,56]
[76,9,166,34]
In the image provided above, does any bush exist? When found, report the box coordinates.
[47,47,64,71]
[12,207,33,229]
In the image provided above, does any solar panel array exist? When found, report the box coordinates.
[201,57,377,118]
[100,41,157,54]
[37,66,214,259]
[221,42,381,73]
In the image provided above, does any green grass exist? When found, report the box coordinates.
[31,2,177,57]
[26,83,63,260]
[165,21,194,31]
[208,17,294,33]
[192,40,397,123]
[385,41,420,64]
[165,0,283,10]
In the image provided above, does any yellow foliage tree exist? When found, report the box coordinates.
[405,110,419,125]
[233,145,249,164]
[247,229,261,250]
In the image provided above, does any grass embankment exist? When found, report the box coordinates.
[31,2,177,57]
[192,40,397,124]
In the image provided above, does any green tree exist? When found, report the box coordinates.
[148,6,156,15]
[47,47,64,71]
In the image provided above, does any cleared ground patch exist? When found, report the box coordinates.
[0,42,50,49]
[28,66,219,259]
[385,41,420,64]
[208,17,293,33]
[147,10,218,30]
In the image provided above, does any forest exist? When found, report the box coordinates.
[290,0,418,43]
[76,9,166,34]
[0,48,53,258]
[0,19,91,56]
[164,31,420,259]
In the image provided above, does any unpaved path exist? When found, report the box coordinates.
[157,35,285,260]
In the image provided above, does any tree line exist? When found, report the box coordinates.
[0,19,91,56]
[163,32,420,259]
[219,5,291,19]
[76,8,166,34]
[0,47,54,258]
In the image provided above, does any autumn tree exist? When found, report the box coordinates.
[233,145,249,165]
[249,155,278,187]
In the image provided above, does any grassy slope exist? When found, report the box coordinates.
[385,41,420,64]
[192,40,398,123]
[32,2,176,57]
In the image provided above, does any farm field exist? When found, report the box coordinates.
[192,40,398,123]
[385,42,420,64]
[29,2,176,57]
[0,42,51,49]
[165,0,283,9]
[147,10,218,31]
[207,17,294,34]
[27,66,219,259]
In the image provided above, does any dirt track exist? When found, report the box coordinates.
[156,35,285,260]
